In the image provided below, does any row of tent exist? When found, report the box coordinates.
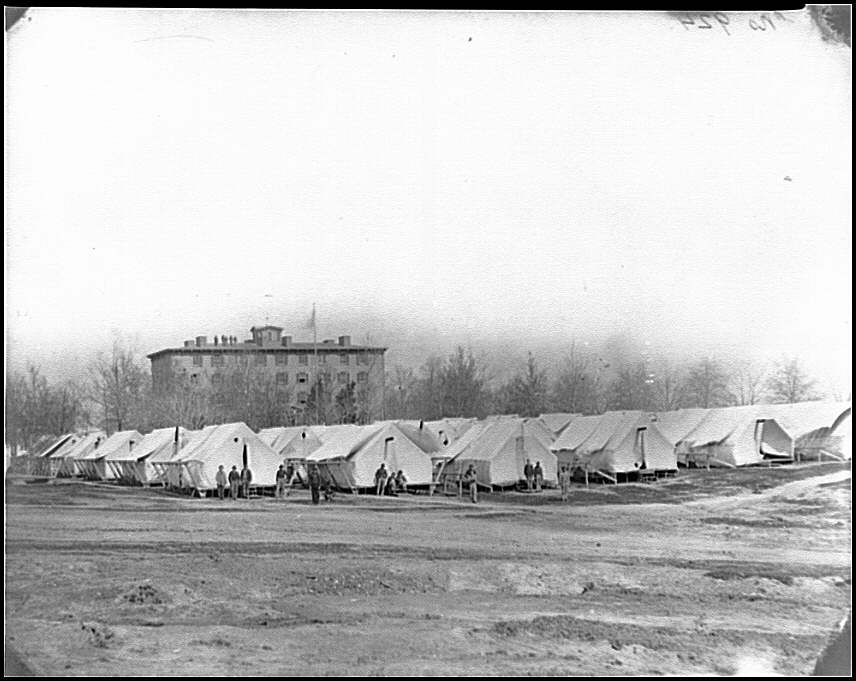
[25,401,852,493]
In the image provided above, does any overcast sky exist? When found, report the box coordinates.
[5,9,852,395]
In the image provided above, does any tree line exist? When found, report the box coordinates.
[4,337,838,454]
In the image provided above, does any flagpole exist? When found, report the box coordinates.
[313,303,319,425]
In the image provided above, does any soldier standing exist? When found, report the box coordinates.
[463,464,479,504]
[534,461,544,492]
[374,463,388,496]
[308,464,322,505]
[228,465,240,500]
[241,464,253,499]
[558,465,572,502]
[215,465,227,500]
[275,464,288,499]
[524,459,534,492]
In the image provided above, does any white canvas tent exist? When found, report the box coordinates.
[307,421,441,490]
[443,418,557,488]
[549,414,605,467]
[258,425,325,460]
[751,402,852,461]
[108,427,187,485]
[153,427,215,489]
[77,430,142,480]
[176,422,282,492]
[54,432,106,477]
[538,413,579,437]
[680,406,793,467]
[32,433,77,477]
[559,411,677,479]
[647,408,711,465]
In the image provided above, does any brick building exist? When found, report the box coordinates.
[148,325,386,412]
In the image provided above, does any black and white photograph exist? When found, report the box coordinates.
[4,7,852,676]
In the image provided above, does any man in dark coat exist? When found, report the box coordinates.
[308,464,322,505]
[228,465,240,500]
[524,459,534,491]
[240,464,252,499]
[374,463,388,496]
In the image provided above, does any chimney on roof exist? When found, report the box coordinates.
[281,335,292,347]
[214,336,219,346]
[196,336,207,347]
[221,334,227,346]
[338,335,351,347]
[183,340,194,348]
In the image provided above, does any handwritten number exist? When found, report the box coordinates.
[678,13,695,30]
[749,18,765,31]
[713,12,730,35]
[760,14,776,30]
[697,14,713,29]
[773,11,793,23]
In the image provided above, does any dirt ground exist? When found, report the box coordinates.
[5,462,851,676]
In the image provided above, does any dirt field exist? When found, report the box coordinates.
[5,463,851,676]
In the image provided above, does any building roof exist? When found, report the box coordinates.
[147,342,387,359]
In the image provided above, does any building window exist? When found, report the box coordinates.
[340,353,350,365]
[255,354,267,366]
[338,371,349,384]
[358,353,369,365]
[318,354,326,364]
[297,372,308,384]
[238,354,248,365]
[299,354,308,365]
[190,373,199,384]
[193,355,203,367]
[357,372,368,383]
[275,354,287,365]
[211,354,224,367]
[297,391,308,404]
[211,373,222,386]
[276,372,288,384]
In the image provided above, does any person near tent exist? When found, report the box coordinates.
[395,469,408,494]
[558,465,571,502]
[463,463,478,504]
[228,465,240,500]
[385,472,398,497]
[215,465,227,500]
[275,464,288,499]
[534,461,544,492]
[374,463,388,496]
[284,461,296,496]
[241,464,253,499]
[524,459,534,492]
[308,464,322,505]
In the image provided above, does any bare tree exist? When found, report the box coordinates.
[88,339,151,434]
[551,341,606,415]
[765,357,820,404]
[729,359,767,406]
[498,353,549,417]
[607,361,656,411]
[683,357,732,409]
[146,376,210,430]
[383,366,418,420]
[413,355,445,420]
[439,346,489,418]
[650,359,687,411]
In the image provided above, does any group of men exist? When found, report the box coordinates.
[211,459,575,505]
[373,463,409,496]
[214,464,253,499]
[522,459,545,491]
